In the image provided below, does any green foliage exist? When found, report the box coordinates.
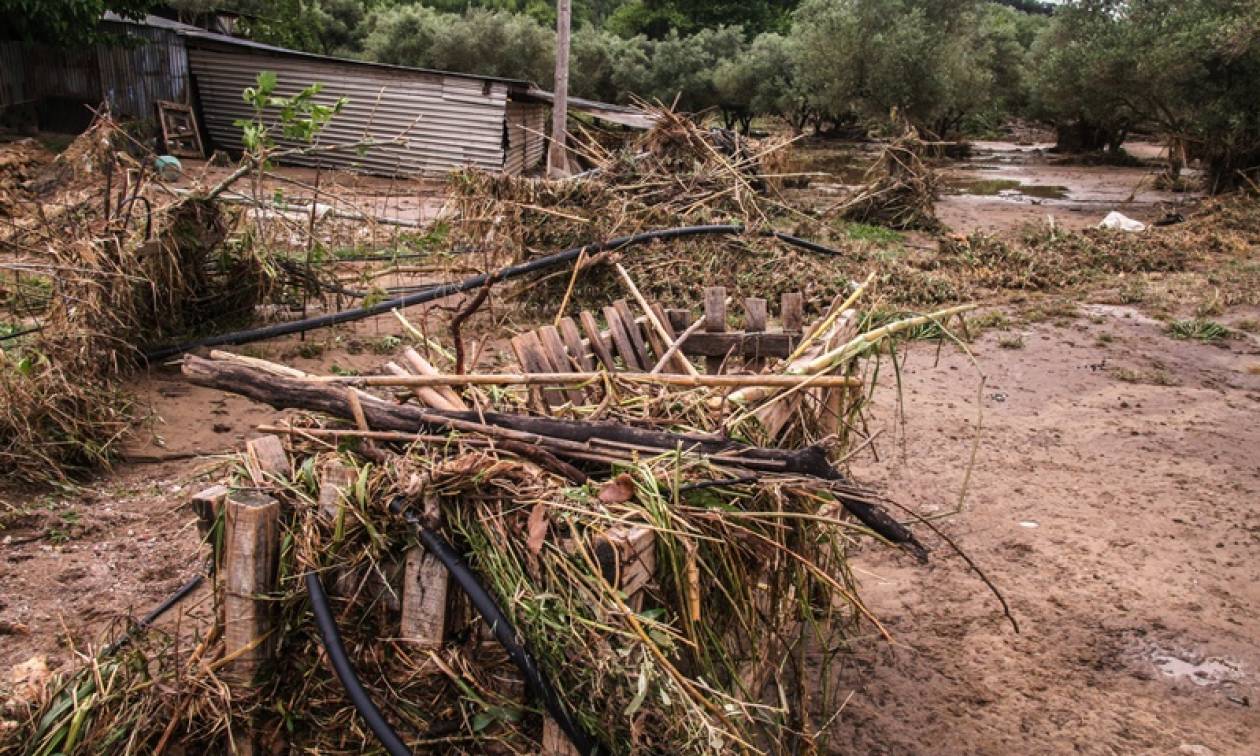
[791,0,999,137]
[0,0,154,45]
[233,71,347,152]
[714,32,811,130]
[1167,318,1231,342]
[606,0,797,38]
[364,6,555,83]
[1030,1,1260,188]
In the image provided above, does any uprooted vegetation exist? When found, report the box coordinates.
[0,116,281,482]
[0,255,993,752]
[3,101,1260,486]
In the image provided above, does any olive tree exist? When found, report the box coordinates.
[789,0,992,137]
[714,33,810,132]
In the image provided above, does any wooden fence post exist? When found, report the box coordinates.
[703,286,727,374]
[223,491,280,688]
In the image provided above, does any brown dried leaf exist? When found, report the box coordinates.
[598,473,636,504]
[526,501,548,557]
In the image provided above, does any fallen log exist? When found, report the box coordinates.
[182,355,924,556]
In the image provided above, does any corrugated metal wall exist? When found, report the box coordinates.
[0,43,28,111]
[97,23,189,118]
[504,100,548,175]
[0,22,187,126]
[186,41,511,175]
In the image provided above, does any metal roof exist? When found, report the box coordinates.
[520,88,656,130]
[114,14,536,90]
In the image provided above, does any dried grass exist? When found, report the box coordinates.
[0,114,274,483]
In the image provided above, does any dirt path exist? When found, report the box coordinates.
[837,305,1260,754]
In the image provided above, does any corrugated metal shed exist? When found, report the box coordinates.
[504,99,548,175]
[97,23,189,120]
[0,19,188,129]
[185,36,523,175]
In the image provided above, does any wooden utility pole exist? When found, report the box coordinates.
[547,0,572,177]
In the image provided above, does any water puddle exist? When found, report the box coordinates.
[946,178,1069,200]
[1151,651,1242,687]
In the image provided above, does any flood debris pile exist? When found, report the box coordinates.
[0,115,283,482]
[443,107,846,313]
[933,193,1260,301]
[0,113,320,478]
[3,285,975,754]
[829,129,941,232]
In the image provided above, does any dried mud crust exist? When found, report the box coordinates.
[838,304,1260,755]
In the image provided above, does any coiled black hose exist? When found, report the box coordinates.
[306,572,413,756]
[305,500,598,755]
[144,224,843,362]
[390,498,599,755]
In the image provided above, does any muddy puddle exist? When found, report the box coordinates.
[784,137,1205,234]
[937,140,1203,233]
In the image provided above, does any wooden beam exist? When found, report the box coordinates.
[781,291,804,333]
[680,330,796,358]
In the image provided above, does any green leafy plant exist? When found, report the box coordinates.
[1168,319,1230,342]
[233,71,347,154]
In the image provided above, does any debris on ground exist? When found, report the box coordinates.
[1099,210,1147,231]
[1,282,982,753]
[829,128,942,231]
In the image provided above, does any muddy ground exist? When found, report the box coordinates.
[2,140,1258,754]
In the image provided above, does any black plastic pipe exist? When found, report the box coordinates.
[144,224,843,362]
[101,570,206,656]
[306,572,413,756]
[389,498,599,755]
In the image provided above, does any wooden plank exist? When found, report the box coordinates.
[781,291,804,333]
[579,310,617,371]
[223,491,280,687]
[556,317,593,371]
[510,332,563,409]
[317,461,356,520]
[538,325,586,404]
[650,303,676,340]
[666,308,691,333]
[602,306,643,370]
[744,298,768,332]
[401,545,448,651]
[245,435,288,485]
[640,312,672,373]
[744,298,768,371]
[703,286,727,374]
[557,316,599,402]
[680,331,796,359]
[613,299,651,369]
